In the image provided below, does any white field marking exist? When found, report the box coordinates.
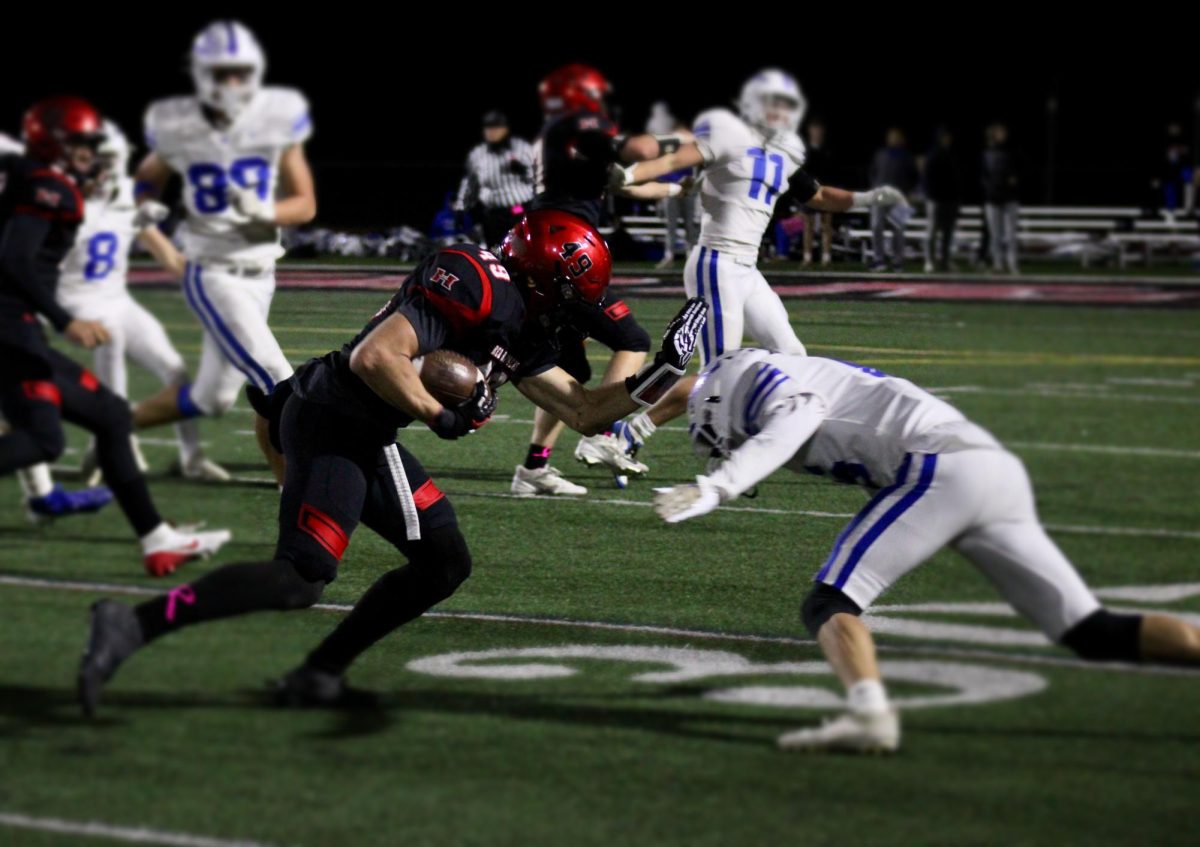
[405,646,1048,711]
[0,812,281,847]
[136,437,207,448]
[3,573,1199,678]
[930,385,1200,406]
[1094,583,1200,602]
[1106,377,1194,388]
[1004,441,1200,459]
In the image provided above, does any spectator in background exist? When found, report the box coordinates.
[453,110,536,248]
[922,126,961,272]
[1151,122,1194,215]
[868,127,917,271]
[801,118,835,266]
[982,122,1020,273]
[645,101,697,268]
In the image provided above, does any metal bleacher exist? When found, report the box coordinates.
[620,206,1200,268]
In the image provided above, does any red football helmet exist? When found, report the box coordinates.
[538,64,611,117]
[22,96,104,164]
[500,209,612,321]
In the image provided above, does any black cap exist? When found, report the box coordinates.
[482,110,508,128]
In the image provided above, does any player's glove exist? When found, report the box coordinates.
[425,381,497,440]
[654,476,721,523]
[608,162,637,191]
[132,200,170,232]
[228,185,276,224]
[625,298,708,407]
[852,185,909,210]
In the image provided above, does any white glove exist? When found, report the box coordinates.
[132,201,170,232]
[852,185,909,210]
[228,185,276,224]
[654,476,721,524]
[607,162,637,191]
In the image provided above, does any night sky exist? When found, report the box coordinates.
[3,13,1196,229]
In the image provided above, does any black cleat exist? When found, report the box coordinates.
[271,665,379,709]
[78,599,145,717]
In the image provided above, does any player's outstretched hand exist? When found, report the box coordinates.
[132,200,170,232]
[425,381,497,440]
[654,477,720,523]
[64,319,111,349]
[626,298,708,407]
[871,186,909,208]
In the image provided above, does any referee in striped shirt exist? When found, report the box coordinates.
[453,111,536,248]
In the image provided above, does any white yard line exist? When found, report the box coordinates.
[0,812,281,847]
[1,574,1197,678]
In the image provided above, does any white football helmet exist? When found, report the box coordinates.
[738,69,806,136]
[96,119,130,195]
[190,20,265,122]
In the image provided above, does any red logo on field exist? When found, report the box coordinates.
[35,187,61,207]
[430,267,460,291]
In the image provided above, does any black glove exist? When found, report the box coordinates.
[508,159,529,178]
[625,298,708,407]
[425,381,497,440]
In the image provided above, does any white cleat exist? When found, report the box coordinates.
[170,453,232,482]
[777,708,900,754]
[510,465,588,497]
[573,433,649,477]
[141,524,232,578]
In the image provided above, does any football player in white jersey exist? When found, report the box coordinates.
[605,69,908,461]
[655,349,1200,753]
[130,20,317,482]
[57,120,229,482]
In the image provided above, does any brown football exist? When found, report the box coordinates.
[419,349,481,406]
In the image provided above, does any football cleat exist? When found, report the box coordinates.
[141,525,231,577]
[776,708,900,754]
[168,453,232,482]
[25,484,114,525]
[510,465,587,497]
[272,665,379,709]
[573,433,649,476]
[78,599,145,717]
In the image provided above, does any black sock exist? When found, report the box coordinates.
[524,443,551,470]
[306,564,444,675]
[108,477,162,537]
[135,559,323,642]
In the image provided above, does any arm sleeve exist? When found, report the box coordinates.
[703,392,826,500]
[788,169,821,204]
[692,109,740,166]
[0,214,74,331]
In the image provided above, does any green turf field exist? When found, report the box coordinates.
[1,290,1197,847]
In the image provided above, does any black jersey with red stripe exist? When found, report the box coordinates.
[291,244,530,430]
[528,110,621,227]
[0,154,84,328]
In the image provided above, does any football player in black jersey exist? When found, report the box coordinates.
[0,97,230,574]
[79,209,706,712]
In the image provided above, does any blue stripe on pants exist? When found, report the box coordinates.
[833,453,938,590]
[695,247,711,363]
[708,248,723,355]
[191,264,276,393]
[181,263,262,392]
[815,454,914,584]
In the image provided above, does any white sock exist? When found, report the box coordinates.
[139,522,174,549]
[847,679,890,716]
[18,464,55,499]
[628,412,657,442]
[176,418,203,466]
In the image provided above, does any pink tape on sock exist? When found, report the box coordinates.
[533,447,552,459]
[165,585,197,622]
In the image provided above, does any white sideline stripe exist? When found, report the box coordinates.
[1005,441,1200,459]
[0,812,280,847]
[933,385,1200,406]
[1,574,1197,678]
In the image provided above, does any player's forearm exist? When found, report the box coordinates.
[617,182,680,200]
[0,216,73,331]
[806,185,855,213]
[272,194,317,226]
[571,382,639,435]
[350,346,443,423]
[137,228,185,279]
[703,402,821,499]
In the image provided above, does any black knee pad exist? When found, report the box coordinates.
[92,390,133,436]
[278,563,326,609]
[411,524,472,600]
[801,583,863,637]
[1060,609,1142,662]
[284,545,340,586]
[27,420,66,462]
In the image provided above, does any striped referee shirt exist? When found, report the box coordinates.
[454,137,536,211]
